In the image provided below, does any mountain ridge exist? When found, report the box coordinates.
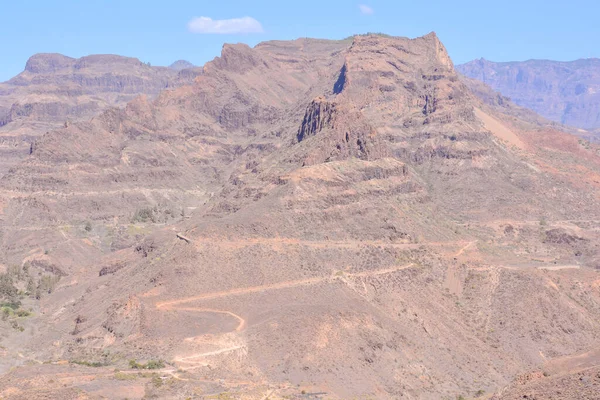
[0,33,599,399]
[168,59,195,71]
[0,52,202,177]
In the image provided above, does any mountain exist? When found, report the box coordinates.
[168,60,196,71]
[0,34,599,399]
[457,58,600,133]
[0,53,200,177]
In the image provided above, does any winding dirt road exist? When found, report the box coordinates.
[156,263,416,312]
[155,263,415,366]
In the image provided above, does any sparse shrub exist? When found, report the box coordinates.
[129,359,164,370]
[15,309,31,318]
[145,360,165,369]
[132,207,156,223]
[71,360,104,367]
[10,320,24,332]
[475,389,485,397]
[135,240,156,258]
[151,375,163,387]
[0,263,65,301]
[114,371,137,380]
[26,277,35,294]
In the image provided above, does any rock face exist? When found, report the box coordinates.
[457,58,600,130]
[0,53,186,126]
[23,53,74,74]
[296,96,336,142]
[0,53,199,176]
[0,34,600,400]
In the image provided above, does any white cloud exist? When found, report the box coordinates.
[187,16,264,34]
[359,4,374,15]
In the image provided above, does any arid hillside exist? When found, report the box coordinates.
[0,34,599,399]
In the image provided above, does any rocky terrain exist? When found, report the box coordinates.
[0,53,201,176]
[457,58,600,136]
[0,33,599,399]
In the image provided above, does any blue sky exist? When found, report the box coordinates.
[1,0,599,81]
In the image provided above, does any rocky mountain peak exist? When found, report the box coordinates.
[169,60,195,71]
[24,53,75,74]
[422,31,454,70]
[209,43,261,74]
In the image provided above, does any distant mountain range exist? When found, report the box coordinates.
[169,60,196,71]
[0,53,200,175]
[457,58,600,132]
[0,53,200,131]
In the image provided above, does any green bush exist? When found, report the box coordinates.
[15,309,31,318]
[0,300,21,310]
[132,208,156,223]
[145,360,165,370]
[71,360,104,367]
[128,359,165,370]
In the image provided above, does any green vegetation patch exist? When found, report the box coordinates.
[114,371,137,381]
[129,359,165,370]
[71,360,106,367]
